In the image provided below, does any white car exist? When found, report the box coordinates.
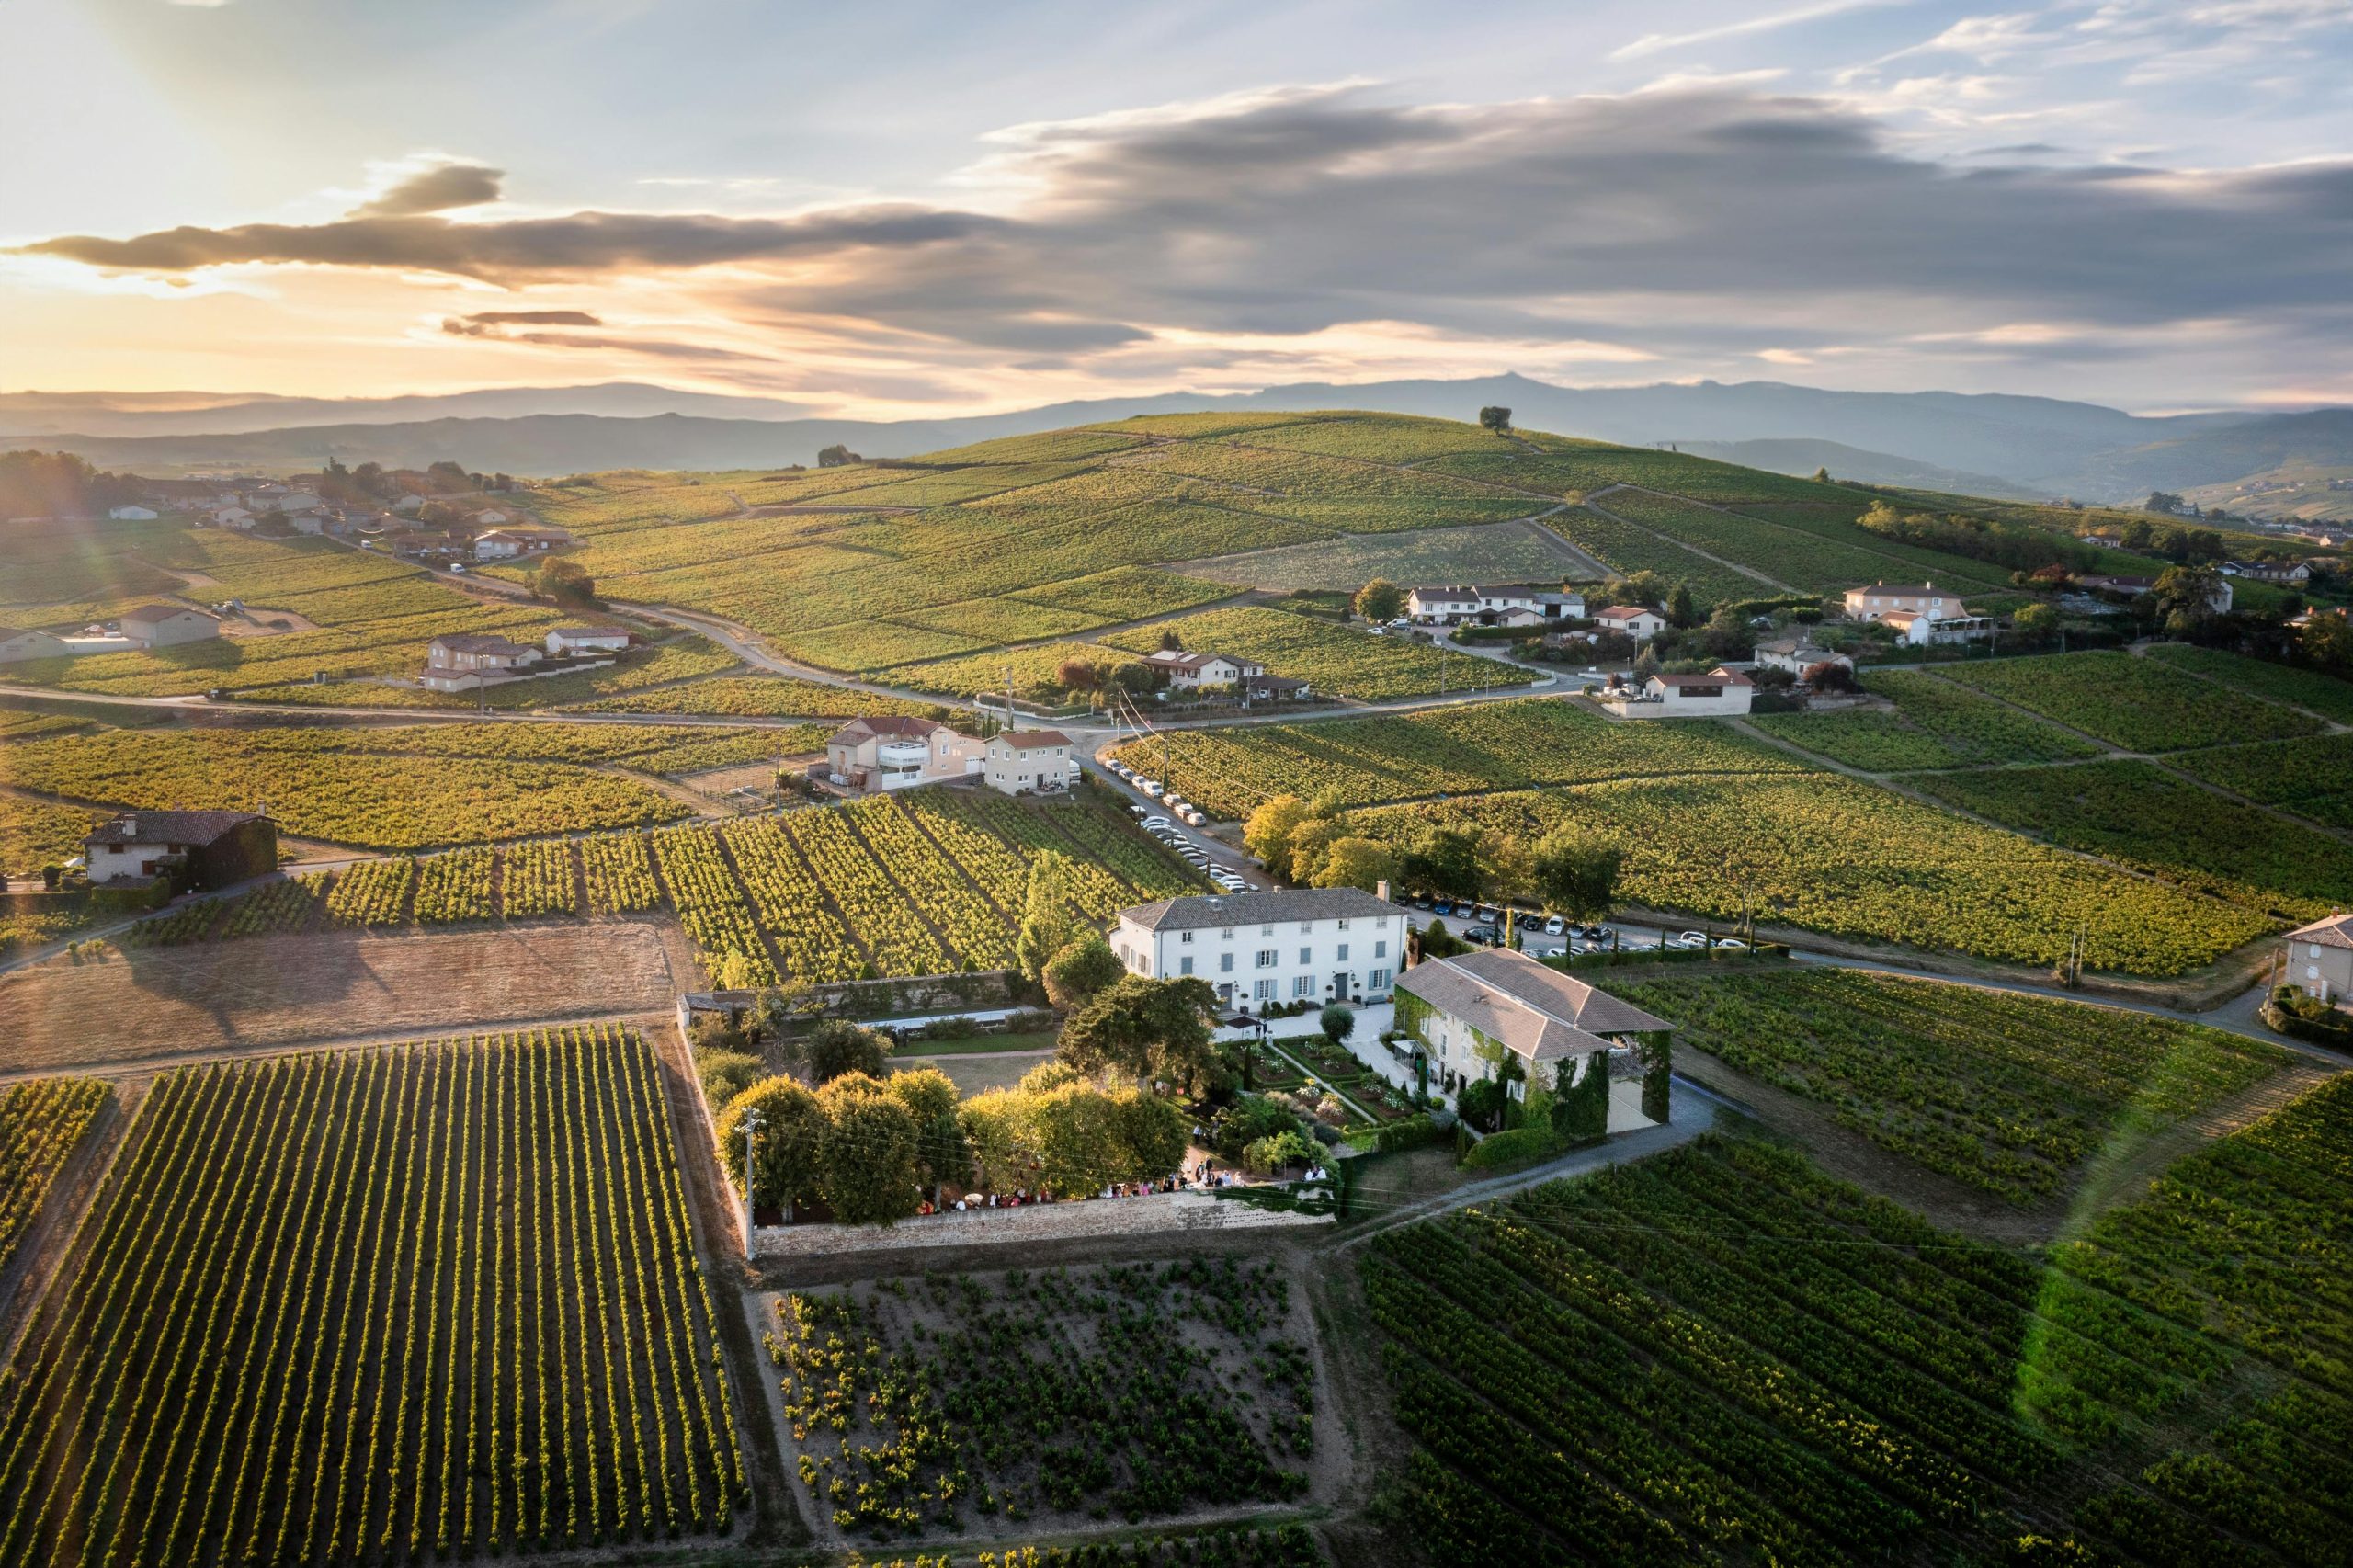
[1678,930,1708,946]
[1715,937,1747,950]
[1178,808,1205,825]
[1543,915,1565,936]
[1141,781,1165,798]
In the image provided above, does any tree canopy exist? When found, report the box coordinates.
[1057,974,1219,1091]
[1354,578,1404,622]
[1531,823,1623,923]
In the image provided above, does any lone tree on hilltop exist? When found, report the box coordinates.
[816,443,861,468]
[1479,406,1512,433]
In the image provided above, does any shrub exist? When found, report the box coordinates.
[1243,1130,1315,1175]
[695,1049,764,1114]
[1461,1126,1563,1171]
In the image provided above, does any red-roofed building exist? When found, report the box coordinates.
[983,730,1076,794]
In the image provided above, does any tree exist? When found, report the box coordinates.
[1476,829,1533,901]
[1244,795,1312,872]
[1043,932,1125,1007]
[1055,656,1102,693]
[816,444,862,467]
[1813,466,1831,483]
[1320,1004,1355,1049]
[1632,646,1660,681]
[1311,836,1393,894]
[714,1076,827,1215]
[532,557,597,607]
[2155,563,2225,621]
[1665,584,1697,629]
[2302,612,2353,676]
[746,980,818,1046]
[803,1017,890,1085]
[1158,626,1185,652]
[815,1074,920,1224]
[1802,659,1859,694]
[2013,602,2062,642]
[1057,974,1219,1089]
[2143,491,2187,516]
[1530,823,1621,923]
[1353,578,1404,623]
[1285,814,1350,884]
[884,1066,967,1199]
[1400,826,1482,900]
[1014,851,1077,982]
[1479,406,1512,433]
[1108,661,1157,695]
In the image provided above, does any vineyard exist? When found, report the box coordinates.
[770,1259,1315,1542]
[2143,641,2353,723]
[1596,488,2011,597]
[1611,970,2287,1204]
[1103,698,1799,818]
[1099,606,1534,701]
[0,1028,747,1564]
[1751,669,2102,771]
[1364,1105,2353,1565]
[1354,775,2273,974]
[574,676,944,720]
[1943,650,2325,751]
[0,797,104,879]
[1913,757,2353,920]
[2172,731,2353,831]
[0,1078,110,1275]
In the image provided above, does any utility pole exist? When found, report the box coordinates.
[740,1108,764,1249]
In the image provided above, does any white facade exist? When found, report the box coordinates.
[545,627,632,654]
[1143,650,1260,690]
[1755,639,1848,676]
[0,628,70,664]
[1109,889,1404,1008]
[1599,668,1753,719]
[119,606,221,649]
[210,506,254,528]
[824,718,983,791]
[1408,585,1585,625]
[1595,607,1667,641]
[983,732,1077,794]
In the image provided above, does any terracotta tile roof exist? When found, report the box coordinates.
[1117,887,1398,933]
[2287,912,2353,950]
[1397,948,1672,1062]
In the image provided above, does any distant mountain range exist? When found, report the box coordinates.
[5,373,2346,513]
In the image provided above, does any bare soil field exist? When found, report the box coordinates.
[0,920,685,1075]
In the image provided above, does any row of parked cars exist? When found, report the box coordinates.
[1102,759,1209,826]
[1131,805,1248,892]
[1401,893,1744,954]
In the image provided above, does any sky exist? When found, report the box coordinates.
[2,0,2348,417]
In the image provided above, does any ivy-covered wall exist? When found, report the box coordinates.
[1636,1029,1673,1125]
[1392,986,1434,1043]
[1553,1050,1611,1141]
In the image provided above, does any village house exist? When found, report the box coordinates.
[982,730,1077,794]
[473,528,566,560]
[1842,582,1995,645]
[1754,636,1851,678]
[544,626,632,655]
[1142,649,1264,690]
[208,506,254,529]
[1392,947,1670,1127]
[84,809,278,892]
[0,627,71,664]
[1598,666,1754,719]
[1406,584,1586,626]
[1594,605,1667,642]
[1109,886,1404,1009]
[268,491,326,515]
[1244,672,1312,702]
[824,716,982,792]
[2079,574,2234,613]
[2282,912,2353,1006]
[2222,559,2312,585]
[420,632,541,691]
[119,604,222,649]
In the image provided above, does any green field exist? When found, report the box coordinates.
[1355,775,2272,975]
[1912,757,2353,919]
[1365,1088,2353,1566]
[1752,669,2104,771]
[1597,488,2012,597]
[2143,641,2353,723]
[2170,731,2353,830]
[1616,970,2286,1203]
[1943,650,2325,751]
[1174,518,1590,591]
[0,1029,747,1563]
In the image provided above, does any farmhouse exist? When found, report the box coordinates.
[1408,584,1586,626]
[2078,574,2234,613]
[209,506,254,528]
[420,632,541,691]
[474,528,567,560]
[2282,912,2353,1006]
[1142,649,1263,690]
[0,627,71,664]
[1392,947,1670,1125]
[824,715,981,792]
[1594,605,1667,642]
[1110,886,1404,1008]
[119,604,222,649]
[1598,666,1753,719]
[1842,582,1993,645]
[84,809,278,891]
[1754,636,1850,677]
[545,625,632,654]
[269,491,326,515]
[107,505,158,521]
[1244,673,1312,702]
[982,730,1077,795]
[2223,559,2311,585]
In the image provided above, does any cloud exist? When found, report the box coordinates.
[350,158,506,217]
[17,84,2353,402]
[444,309,606,332]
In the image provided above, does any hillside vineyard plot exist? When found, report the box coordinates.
[1943,649,2324,752]
[0,1028,746,1565]
[1614,970,2286,1205]
[1099,606,1533,701]
[1751,669,2102,771]
[0,1079,110,1276]
[1363,1117,2353,1566]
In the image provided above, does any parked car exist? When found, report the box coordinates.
[1543,915,1565,936]
[1463,926,1502,947]
[1127,802,1148,818]
[1716,937,1747,950]
[1580,925,1608,942]
[1517,912,1543,931]
[1178,808,1205,825]
[1140,780,1164,798]
[1678,930,1708,946]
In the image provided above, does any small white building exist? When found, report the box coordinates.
[545,626,632,655]
[1754,636,1851,677]
[824,716,982,792]
[1406,584,1586,626]
[1109,886,1404,1009]
[0,627,71,664]
[983,730,1077,795]
[108,505,158,521]
[1392,947,1671,1121]
[269,491,326,515]
[1841,582,1995,645]
[209,506,255,529]
[1142,650,1263,690]
[119,604,222,649]
[1598,666,1753,719]
[1594,605,1668,642]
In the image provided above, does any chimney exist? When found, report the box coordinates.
[1376,880,1392,903]
[122,814,136,837]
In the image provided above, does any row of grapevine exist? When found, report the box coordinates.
[0,1028,745,1565]
[0,1078,110,1276]
[412,846,497,924]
